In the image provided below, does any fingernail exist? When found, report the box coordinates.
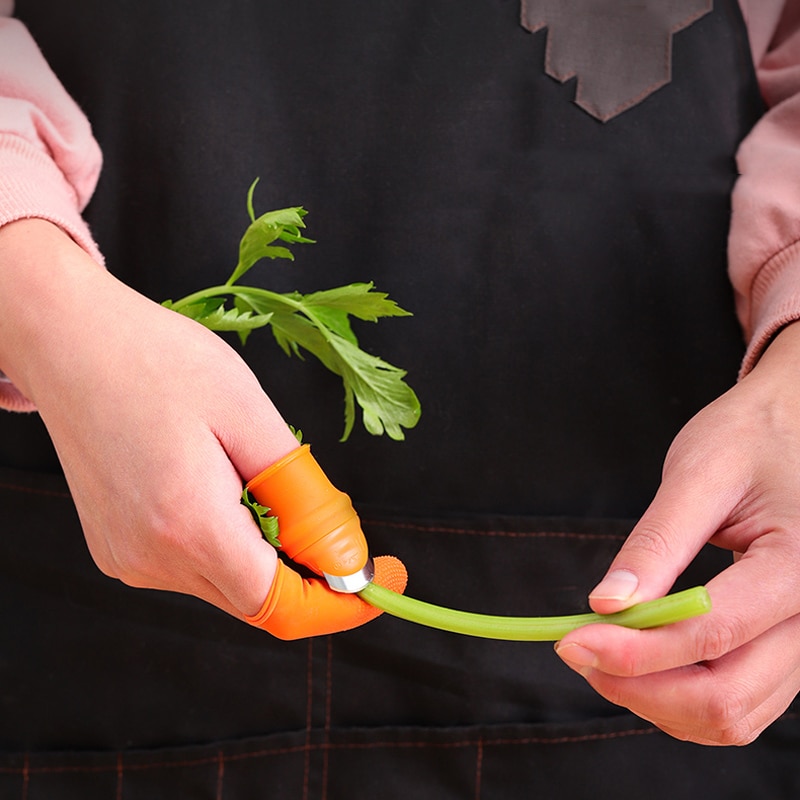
[554,642,597,676]
[590,569,639,602]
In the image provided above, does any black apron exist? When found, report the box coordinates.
[4,1,799,797]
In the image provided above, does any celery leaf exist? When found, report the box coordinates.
[241,488,281,548]
[163,183,421,441]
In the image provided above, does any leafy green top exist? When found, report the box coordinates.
[162,180,421,441]
[241,488,282,547]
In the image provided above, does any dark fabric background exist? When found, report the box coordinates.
[9,0,762,519]
[0,467,799,799]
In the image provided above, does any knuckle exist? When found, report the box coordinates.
[702,684,750,732]
[715,717,760,747]
[695,618,741,662]
[627,520,677,561]
[610,641,647,678]
[668,720,756,747]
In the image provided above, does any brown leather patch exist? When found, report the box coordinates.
[520,0,713,121]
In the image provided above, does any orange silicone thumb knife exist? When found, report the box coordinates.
[244,443,408,638]
[245,444,368,582]
[245,555,408,639]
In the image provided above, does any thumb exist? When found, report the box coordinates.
[245,443,369,579]
[246,555,408,640]
[589,458,734,615]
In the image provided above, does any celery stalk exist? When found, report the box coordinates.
[358,584,711,641]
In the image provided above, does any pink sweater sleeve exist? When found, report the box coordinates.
[0,12,104,410]
[732,0,800,375]
[0,16,102,258]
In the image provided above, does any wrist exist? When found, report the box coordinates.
[750,320,800,383]
[740,320,800,415]
[0,218,108,402]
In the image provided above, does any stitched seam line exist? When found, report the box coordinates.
[474,738,484,800]
[0,481,70,499]
[10,712,798,775]
[115,753,123,800]
[0,727,660,775]
[302,638,313,800]
[215,749,224,800]
[10,712,800,778]
[362,520,625,540]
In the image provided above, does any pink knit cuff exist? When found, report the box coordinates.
[739,238,800,378]
[0,132,104,265]
[0,135,105,412]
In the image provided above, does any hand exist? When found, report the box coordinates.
[0,219,404,636]
[555,321,800,745]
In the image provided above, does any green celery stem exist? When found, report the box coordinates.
[358,583,711,641]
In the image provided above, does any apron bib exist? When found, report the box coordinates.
[9,0,762,517]
[5,2,797,797]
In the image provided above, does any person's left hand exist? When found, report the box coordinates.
[555,321,800,745]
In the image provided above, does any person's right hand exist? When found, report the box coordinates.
[555,321,800,744]
[0,218,405,636]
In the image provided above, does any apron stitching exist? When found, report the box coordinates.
[0,730,653,777]
[302,638,314,800]
[0,721,743,777]
[320,636,334,800]
[362,520,626,540]
[0,482,71,499]
[216,749,225,800]
[0,745,311,776]
[12,710,800,777]
[484,727,658,746]
[115,752,123,800]
[20,753,28,800]
[474,737,483,800]
[318,726,658,749]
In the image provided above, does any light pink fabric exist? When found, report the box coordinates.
[733,0,800,375]
[0,3,798,411]
[0,12,104,410]
[0,17,102,256]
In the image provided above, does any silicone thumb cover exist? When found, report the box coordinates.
[245,555,408,640]
[245,444,368,578]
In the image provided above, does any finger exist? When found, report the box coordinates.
[118,560,267,620]
[657,666,800,746]
[114,515,279,620]
[108,465,282,619]
[204,350,301,482]
[567,612,800,746]
[200,501,282,616]
[246,555,408,640]
[588,452,745,614]
[558,532,800,676]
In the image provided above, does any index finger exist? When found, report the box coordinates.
[588,450,745,615]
